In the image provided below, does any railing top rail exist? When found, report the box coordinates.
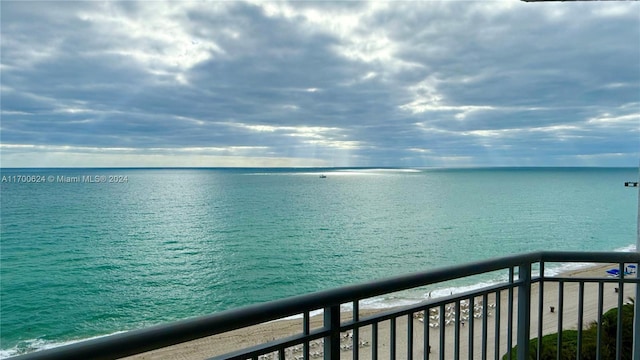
[11,251,639,360]
[538,250,639,263]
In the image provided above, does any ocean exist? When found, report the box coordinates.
[1,167,637,357]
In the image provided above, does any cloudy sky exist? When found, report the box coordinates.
[1,1,639,168]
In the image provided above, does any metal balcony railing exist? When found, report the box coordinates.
[10,251,640,360]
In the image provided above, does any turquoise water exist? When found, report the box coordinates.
[1,167,637,356]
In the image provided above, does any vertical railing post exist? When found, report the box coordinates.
[633,167,640,360]
[635,265,640,360]
[616,264,624,360]
[516,262,531,360]
[324,305,340,359]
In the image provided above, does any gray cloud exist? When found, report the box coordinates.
[1,1,638,167]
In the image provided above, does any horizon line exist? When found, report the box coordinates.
[2,166,638,170]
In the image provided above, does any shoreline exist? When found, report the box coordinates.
[3,260,635,359]
[118,262,636,360]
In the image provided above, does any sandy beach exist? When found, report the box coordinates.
[123,263,636,360]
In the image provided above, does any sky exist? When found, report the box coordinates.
[1,1,639,168]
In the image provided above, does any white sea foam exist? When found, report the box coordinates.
[3,168,637,359]
[615,243,636,252]
[353,279,506,312]
[0,331,127,359]
[5,244,635,358]
[542,262,593,277]
[541,243,637,277]
[278,308,324,321]
[347,242,639,312]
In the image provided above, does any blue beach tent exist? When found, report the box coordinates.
[606,268,620,277]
